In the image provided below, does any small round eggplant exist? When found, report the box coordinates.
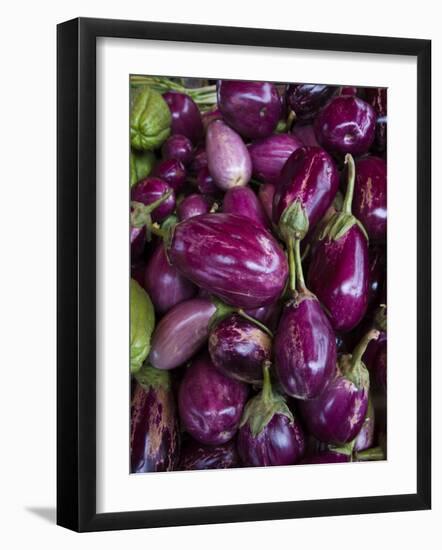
[152,158,186,192]
[179,439,240,470]
[223,186,269,229]
[131,177,175,223]
[206,120,252,190]
[209,313,272,384]
[162,134,193,166]
[179,354,248,445]
[144,244,196,315]
[177,193,212,221]
[248,133,303,184]
[291,124,320,147]
[299,329,378,445]
[196,166,218,195]
[364,87,387,153]
[258,183,275,222]
[163,91,204,145]
[354,399,375,452]
[237,364,305,467]
[286,84,336,123]
[314,95,376,156]
[189,146,208,174]
[131,364,180,473]
[353,155,387,243]
[217,80,281,139]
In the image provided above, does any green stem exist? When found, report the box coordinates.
[351,328,380,369]
[237,310,273,338]
[287,237,297,293]
[146,189,172,214]
[261,361,273,404]
[150,224,166,238]
[354,446,385,461]
[286,109,296,129]
[342,153,356,215]
[293,237,308,293]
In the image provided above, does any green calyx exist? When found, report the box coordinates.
[279,199,310,244]
[208,297,273,337]
[240,363,294,438]
[131,190,172,240]
[134,362,171,391]
[130,279,155,374]
[329,440,356,457]
[130,86,171,151]
[340,328,380,389]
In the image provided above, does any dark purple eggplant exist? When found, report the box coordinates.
[364,87,387,153]
[307,154,369,332]
[163,91,204,145]
[209,313,272,384]
[217,80,281,139]
[196,166,218,195]
[131,177,175,223]
[245,300,282,333]
[354,398,375,452]
[206,120,252,191]
[162,134,193,166]
[131,364,180,473]
[152,158,186,192]
[223,186,269,229]
[272,146,339,243]
[299,329,378,444]
[286,84,336,123]
[144,244,196,315]
[237,364,305,466]
[167,213,288,309]
[189,146,208,174]
[353,156,387,243]
[177,193,212,221]
[130,223,146,259]
[374,341,387,391]
[179,439,240,470]
[178,353,248,445]
[248,134,303,184]
[367,245,386,309]
[291,124,320,147]
[258,183,275,222]
[314,95,376,156]
[300,450,350,464]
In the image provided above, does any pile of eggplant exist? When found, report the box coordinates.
[129,77,387,473]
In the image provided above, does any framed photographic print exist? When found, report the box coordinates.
[57,17,431,532]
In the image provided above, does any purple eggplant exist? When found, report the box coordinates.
[167,213,288,309]
[209,313,272,384]
[178,354,248,445]
[206,120,252,190]
[152,158,186,192]
[131,364,180,473]
[307,154,369,332]
[237,364,305,467]
[374,341,387,391]
[314,95,376,156]
[367,246,386,309]
[177,193,212,221]
[131,177,175,223]
[189,146,208,174]
[272,146,339,243]
[258,183,275,222]
[130,223,146,259]
[201,107,223,131]
[364,87,387,153]
[353,155,387,243]
[162,134,193,166]
[179,439,240,470]
[217,80,281,139]
[299,329,378,445]
[223,186,269,229]
[286,84,336,123]
[300,450,350,464]
[196,166,218,195]
[291,124,320,147]
[354,399,375,452]
[163,91,204,145]
[248,134,303,184]
[144,244,196,315]
[245,300,282,333]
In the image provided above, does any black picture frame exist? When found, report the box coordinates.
[57,17,431,532]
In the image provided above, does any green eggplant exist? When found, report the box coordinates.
[130,150,156,187]
[130,279,155,374]
[130,87,171,151]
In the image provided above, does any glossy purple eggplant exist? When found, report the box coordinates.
[206,120,252,191]
[364,87,387,153]
[209,313,272,384]
[130,222,146,259]
[245,300,282,333]
[177,193,212,221]
[300,450,350,464]
[286,84,336,123]
[162,134,193,166]
[178,354,248,445]
[163,91,204,145]
[152,158,186,192]
[248,134,303,184]
[196,166,218,195]
[131,365,180,473]
[217,80,281,139]
[314,95,376,156]
[201,107,223,131]
[353,155,387,242]
[131,177,175,223]
[222,186,269,229]
[167,213,288,308]
[299,329,378,445]
[291,124,320,147]
[179,439,240,470]
[307,155,369,332]
[189,146,208,174]
[144,244,196,315]
[258,183,275,222]
[354,399,375,452]
[237,365,305,467]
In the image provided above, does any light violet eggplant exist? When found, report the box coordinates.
[162,134,193,166]
[222,186,270,229]
[248,134,303,184]
[163,91,204,145]
[167,213,288,309]
[177,193,212,221]
[286,84,336,123]
[178,439,240,470]
[152,158,186,192]
[178,353,248,445]
[206,120,252,191]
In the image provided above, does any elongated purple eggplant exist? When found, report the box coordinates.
[163,91,204,145]
[299,329,378,445]
[167,213,288,308]
[131,177,175,223]
[353,156,387,243]
[272,146,339,243]
[286,84,336,123]
[179,354,248,445]
[291,124,320,147]
[177,193,212,221]
[364,87,387,153]
[223,186,269,229]
[209,313,272,384]
[354,398,375,452]
[206,120,252,190]
[314,95,376,156]
[307,154,369,332]
[258,183,275,222]
[248,134,303,184]
[152,158,186,192]
[237,364,305,466]
[144,244,196,315]
[131,364,180,473]
[179,439,240,470]
[162,134,193,166]
[217,80,281,139]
